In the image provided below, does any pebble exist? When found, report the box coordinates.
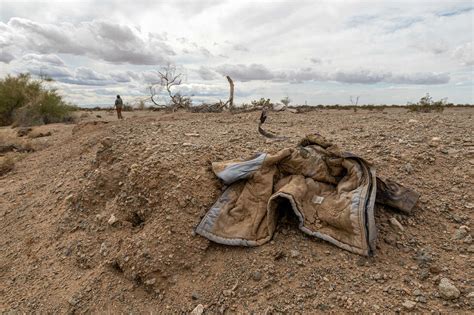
[438,278,460,300]
[191,291,200,300]
[144,278,156,286]
[290,250,300,258]
[65,194,74,203]
[99,242,107,256]
[403,163,414,174]
[191,304,204,315]
[402,300,416,310]
[108,214,118,226]
[251,271,262,281]
[453,226,469,240]
[389,217,404,232]
[68,296,79,306]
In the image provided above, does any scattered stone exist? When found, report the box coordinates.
[251,271,262,281]
[99,242,107,256]
[191,304,204,315]
[65,194,74,203]
[403,163,414,174]
[108,214,118,226]
[402,300,416,310]
[464,235,473,244]
[415,249,432,266]
[144,278,156,286]
[467,292,474,306]
[290,250,300,258]
[191,291,200,300]
[408,119,418,124]
[413,289,423,296]
[185,133,200,137]
[389,217,404,232]
[429,265,441,274]
[68,296,80,306]
[467,245,474,253]
[222,289,233,297]
[453,226,469,240]
[438,278,460,300]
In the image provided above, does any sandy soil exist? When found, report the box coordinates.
[0,107,473,313]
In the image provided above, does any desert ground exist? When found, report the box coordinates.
[0,107,473,313]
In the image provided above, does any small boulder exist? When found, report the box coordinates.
[191,304,204,315]
[402,300,416,310]
[438,278,460,300]
[108,214,118,226]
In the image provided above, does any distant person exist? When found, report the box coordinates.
[115,95,123,119]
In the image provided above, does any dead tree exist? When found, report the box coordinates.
[217,75,234,111]
[226,76,234,108]
[350,96,360,106]
[149,64,190,111]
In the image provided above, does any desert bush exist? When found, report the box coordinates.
[0,73,75,126]
[407,93,445,113]
[250,98,273,108]
[281,96,291,107]
[0,156,14,176]
[122,103,134,111]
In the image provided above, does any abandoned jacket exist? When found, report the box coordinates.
[196,134,419,256]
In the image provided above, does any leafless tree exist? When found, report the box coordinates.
[149,64,191,111]
[350,96,360,106]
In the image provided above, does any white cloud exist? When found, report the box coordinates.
[0,0,472,105]
[4,17,174,65]
[453,42,473,66]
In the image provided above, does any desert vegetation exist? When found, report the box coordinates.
[0,73,76,127]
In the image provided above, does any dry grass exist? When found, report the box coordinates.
[0,156,14,176]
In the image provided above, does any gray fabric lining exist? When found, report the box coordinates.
[215,153,266,185]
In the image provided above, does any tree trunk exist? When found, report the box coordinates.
[226,76,234,108]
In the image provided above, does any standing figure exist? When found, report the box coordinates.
[115,95,123,119]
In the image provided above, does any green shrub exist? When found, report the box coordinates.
[407,93,445,113]
[0,73,75,126]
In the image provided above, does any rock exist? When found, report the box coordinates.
[251,271,262,281]
[453,226,469,240]
[108,214,118,226]
[191,304,204,315]
[372,273,382,280]
[65,194,74,203]
[222,289,233,297]
[185,133,200,137]
[408,119,418,124]
[438,278,460,300]
[68,296,79,306]
[464,234,473,244]
[413,289,423,296]
[415,249,432,266]
[290,250,300,258]
[191,291,200,300]
[99,242,107,256]
[402,300,416,310]
[389,217,404,232]
[145,278,156,286]
[467,292,474,306]
[403,163,414,174]
[467,245,474,253]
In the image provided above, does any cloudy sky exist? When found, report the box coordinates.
[0,0,472,106]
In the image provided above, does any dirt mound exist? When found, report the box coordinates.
[0,109,473,313]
